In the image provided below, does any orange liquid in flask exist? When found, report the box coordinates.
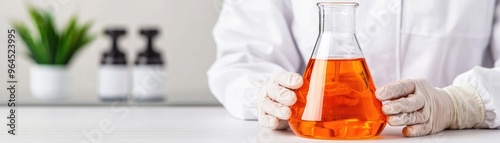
[289,58,386,139]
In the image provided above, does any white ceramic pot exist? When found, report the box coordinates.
[30,65,69,99]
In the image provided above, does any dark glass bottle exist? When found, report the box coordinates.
[132,28,166,101]
[98,29,129,101]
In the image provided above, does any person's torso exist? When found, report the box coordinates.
[289,0,496,87]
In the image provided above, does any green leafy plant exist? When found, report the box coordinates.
[12,6,95,65]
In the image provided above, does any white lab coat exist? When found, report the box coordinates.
[208,0,500,129]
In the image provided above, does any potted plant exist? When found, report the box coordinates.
[12,6,95,99]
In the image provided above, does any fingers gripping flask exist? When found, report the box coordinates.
[288,2,386,139]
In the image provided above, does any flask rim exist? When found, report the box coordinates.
[317,2,359,7]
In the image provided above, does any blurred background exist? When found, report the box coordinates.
[0,0,221,105]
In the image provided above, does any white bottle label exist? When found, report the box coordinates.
[98,65,129,98]
[132,65,166,99]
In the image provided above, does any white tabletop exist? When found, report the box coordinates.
[0,106,498,143]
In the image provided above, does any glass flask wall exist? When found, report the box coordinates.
[288,2,386,139]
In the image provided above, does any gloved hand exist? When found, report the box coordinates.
[257,72,303,130]
[376,79,484,137]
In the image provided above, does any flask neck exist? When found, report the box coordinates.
[318,3,357,34]
[311,2,363,59]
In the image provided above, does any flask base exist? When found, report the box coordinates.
[289,118,386,139]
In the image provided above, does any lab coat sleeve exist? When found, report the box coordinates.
[207,0,302,120]
[451,1,500,129]
[452,67,500,129]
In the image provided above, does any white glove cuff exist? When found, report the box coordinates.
[443,85,485,129]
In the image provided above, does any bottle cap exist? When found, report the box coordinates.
[135,28,164,65]
[102,28,127,65]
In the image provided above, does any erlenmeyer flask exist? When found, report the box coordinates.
[288,2,386,139]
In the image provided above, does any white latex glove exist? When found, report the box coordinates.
[257,72,303,130]
[376,79,484,137]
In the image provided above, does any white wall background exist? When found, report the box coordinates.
[0,0,221,105]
